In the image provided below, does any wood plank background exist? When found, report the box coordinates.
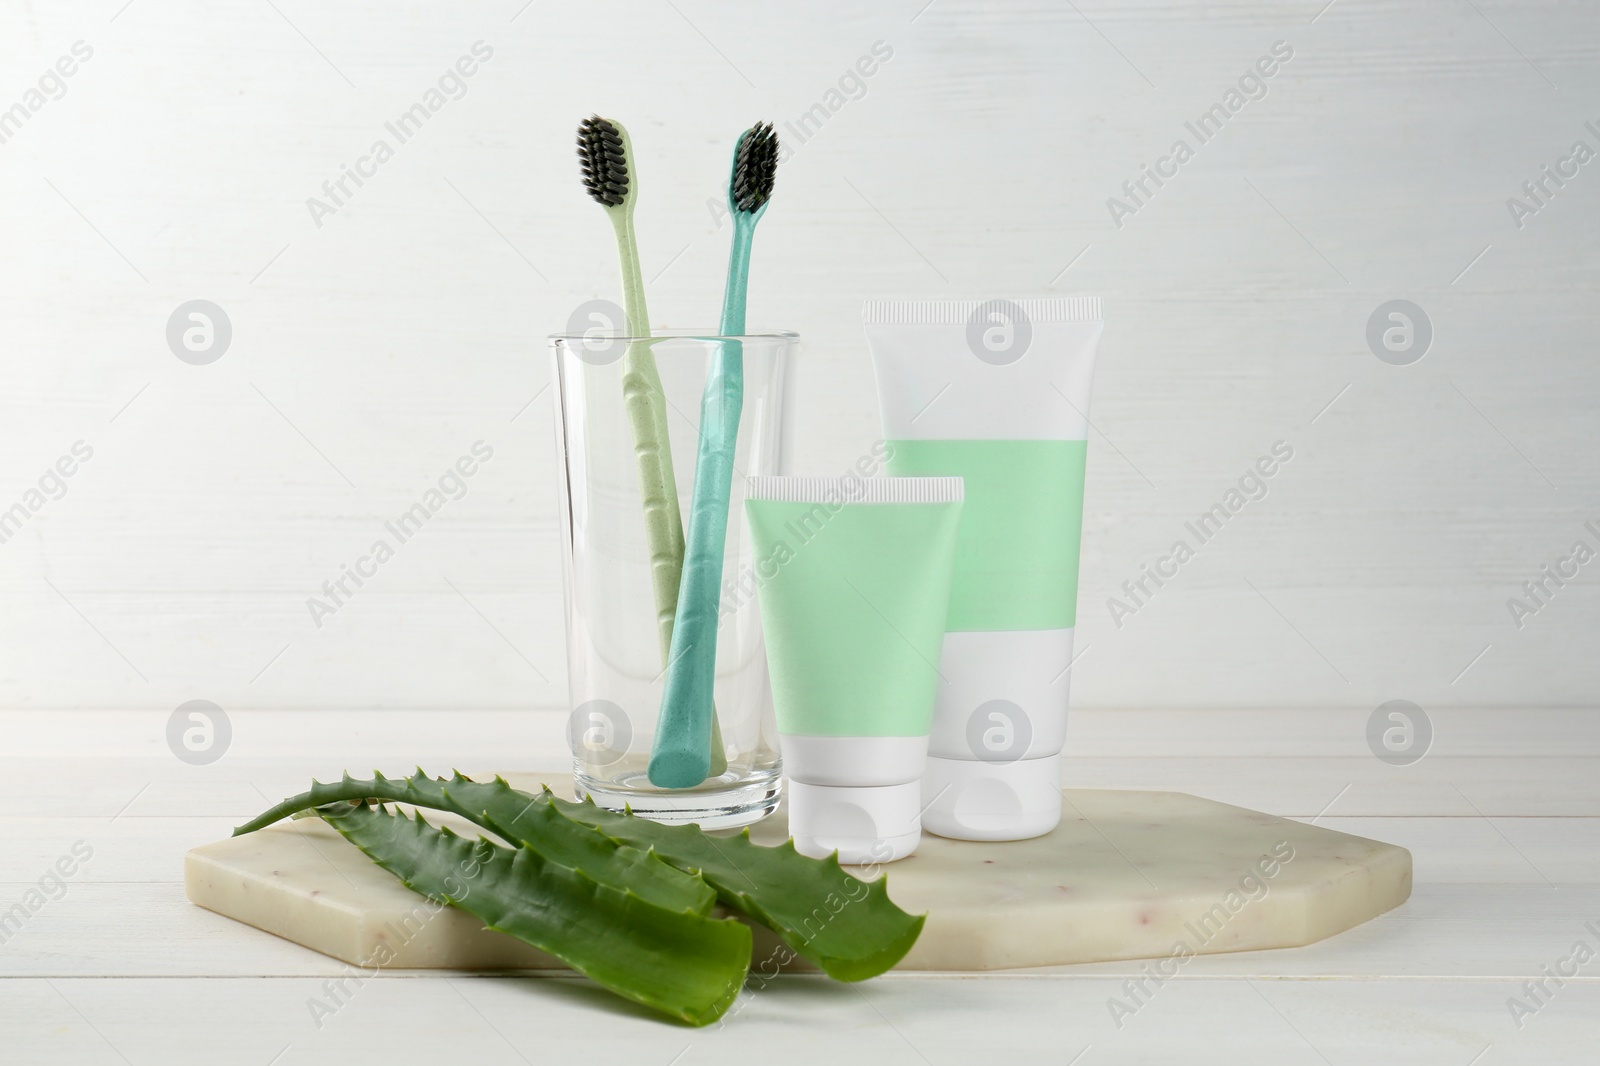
[0,0,1596,718]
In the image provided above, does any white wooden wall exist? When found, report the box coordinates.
[2,0,1596,720]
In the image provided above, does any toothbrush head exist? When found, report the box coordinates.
[577,115,630,209]
[729,121,778,217]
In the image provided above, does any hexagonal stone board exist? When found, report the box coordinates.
[186,774,1411,971]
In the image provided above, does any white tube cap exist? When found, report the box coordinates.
[921,755,1062,841]
[786,780,922,864]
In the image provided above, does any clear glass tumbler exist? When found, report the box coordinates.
[549,328,793,828]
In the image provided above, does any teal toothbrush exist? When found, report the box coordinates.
[649,122,779,789]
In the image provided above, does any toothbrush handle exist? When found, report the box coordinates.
[650,343,742,788]
[613,212,688,659]
[649,225,753,789]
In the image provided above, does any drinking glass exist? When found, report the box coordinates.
[549,328,793,828]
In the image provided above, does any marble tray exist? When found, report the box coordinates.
[185,774,1411,971]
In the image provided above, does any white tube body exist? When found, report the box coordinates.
[744,474,965,862]
[865,297,1103,840]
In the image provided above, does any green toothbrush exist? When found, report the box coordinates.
[577,116,726,775]
[649,122,779,789]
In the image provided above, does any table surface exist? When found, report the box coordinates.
[4,707,1596,1064]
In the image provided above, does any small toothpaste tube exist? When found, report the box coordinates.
[744,474,964,863]
[865,297,1103,841]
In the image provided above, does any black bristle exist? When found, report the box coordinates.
[576,115,628,208]
[731,121,778,214]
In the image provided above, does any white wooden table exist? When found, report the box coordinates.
[4,708,1596,1064]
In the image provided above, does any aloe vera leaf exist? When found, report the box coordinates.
[236,771,715,917]
[439,777,716,917]
[550,795,924,982]
[443,777,924,979]
[235,771,926,982]
[316,802,748,1026]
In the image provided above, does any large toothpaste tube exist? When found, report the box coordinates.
[865,297,1103,841]
[744,475,964,863]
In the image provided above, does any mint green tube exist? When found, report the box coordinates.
[744,475,963,863]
